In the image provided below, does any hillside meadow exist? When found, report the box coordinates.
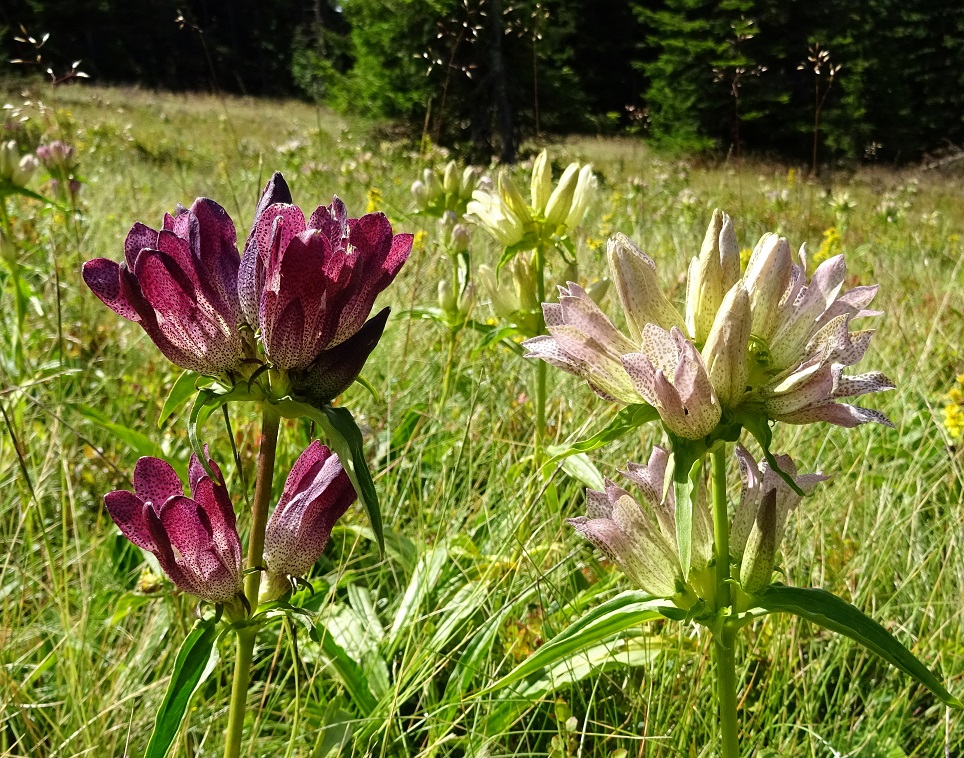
[1,81,962,757]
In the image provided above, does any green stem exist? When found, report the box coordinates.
[710,445,739,757]
[223,626,257,758]
[714,624,740,757]
[533,243,547,465]
[223,403,281,758]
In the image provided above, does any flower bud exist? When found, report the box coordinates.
[460,166,481,197]
[742,233,793,341]
[607,234,686,341]
[423,167,444,202]
[564,164,597,229]
[442,160,460,194]
[530,149,552,214]
[451,223,471,253]
[411,179,428,209]
[702,284,751,407]
[586,277,610,306]
[739,489,778,594]
[686,209,738,342]
[438,279,457,314]
[458,280,476,314]
[498,171,533,227]
[544,163,580,229]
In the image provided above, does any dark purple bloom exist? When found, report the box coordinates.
[239,173,411,403]
[261,441,356,600]
[83,199,245,376]
[104,452,243,606]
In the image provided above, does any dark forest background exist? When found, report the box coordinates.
[2,0,962,164]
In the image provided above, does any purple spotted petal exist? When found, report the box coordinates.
[83,199,244,376]
[103,455,242,605]
[263,442,357,583]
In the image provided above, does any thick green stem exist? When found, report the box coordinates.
[710,446,739,757]
[714,625,740,757]
[223,404,281,758]
[533,243,547,464]
[223,626,257,758]
[243,404,282,604]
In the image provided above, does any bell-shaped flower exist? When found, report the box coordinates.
[621,326,722,440]
[261,441,356,601]
[238,172,412,403]
[607,234,686,341]
[83,198,246,377]
[524,281,643,403]
[465,178,527,247]
[685,209,740,343]
[104,452,244,610]
[741,243,895,427]
[568,446,712,603]
[732,446,827,594]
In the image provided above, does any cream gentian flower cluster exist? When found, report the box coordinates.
[466,149,597,250]
[567,442,827,602]
[567,446,714,604]
[524,209,894,439]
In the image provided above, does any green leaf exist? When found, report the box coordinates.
[0,180,61,208]
[543,404,658,469]
[388,543,448,653]
[479,590,673,697]
[670,440,705,578]
[756,585,962,709]
[77,404,179,474]
[495,237,537,275]
[188,390,225,478]
[548,449,605,491]
[159,370,201,426]
[737,412,804,496]
[484,636,664,736]
[472,324,527,354]
[144,618,220,758]
[315,620,379,714]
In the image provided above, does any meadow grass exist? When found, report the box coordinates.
[0,80,962,757]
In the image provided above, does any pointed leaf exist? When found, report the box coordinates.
[159,370,201,426]
[479,590,673,696]
[544,404,659,469]
[756,584,962,709]
[144,618,220,758]
[670,439,705,578]
[315,620,379,714]
[738,412,804,495]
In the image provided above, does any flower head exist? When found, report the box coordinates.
[568,446,712,603]
[526,209,893,439]
[411,160,482,218]
[467,150,595,251]
[104,452,243,609]
[731,446,827,594]
[83,198,246,377]
[261,441,356,601]
[238,172,412,404]
[739,242,895,427]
